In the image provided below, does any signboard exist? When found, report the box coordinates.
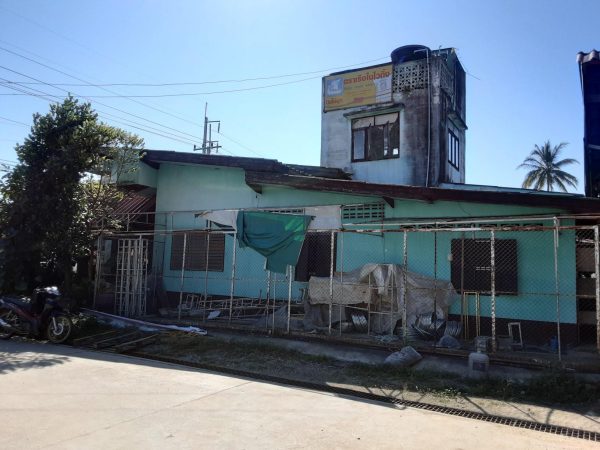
[323,64,393,111]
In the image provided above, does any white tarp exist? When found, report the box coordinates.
[308,264,459,333]
[198,210,238,230]
[305,205,341,230]
[198,205,341,231]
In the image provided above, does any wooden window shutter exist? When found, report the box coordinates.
[170,232,225,272]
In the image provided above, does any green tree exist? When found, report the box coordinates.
[517,141,579,192]
[0,96,142,294]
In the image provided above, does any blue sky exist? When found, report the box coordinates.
[0,0,597,191]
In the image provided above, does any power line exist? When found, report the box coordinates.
[0,46,236,155]
[1,57,389,87]
[0,115,29,127]
[0,67,222,149]
[0,80,204,149]
[0,73,324,98]
[0,44,386,161]
[0,40,204,129]
[0,46,205,130]
[0,46,387,98]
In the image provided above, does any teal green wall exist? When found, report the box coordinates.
[152,162,577,324]
[113,160,158,187]
[337,226,577,324]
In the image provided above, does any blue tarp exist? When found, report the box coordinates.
[236,211,313,274]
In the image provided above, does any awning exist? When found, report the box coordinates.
[113,187,156,223]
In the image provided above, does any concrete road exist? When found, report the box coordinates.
[0,340,593,450]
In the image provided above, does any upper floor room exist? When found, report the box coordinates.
[321,45,467,188]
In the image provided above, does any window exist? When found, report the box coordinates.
[341,203,385,220]
[352,113,399,162]
[448,130,459,169]
[450,239,517,295]
[170,232,225,271]
[295,232,336,282]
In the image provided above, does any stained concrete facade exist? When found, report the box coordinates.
[321,48,467,187]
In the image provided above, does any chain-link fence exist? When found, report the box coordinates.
[93,213,600,365]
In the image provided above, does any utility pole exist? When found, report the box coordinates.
[194,103,222,154]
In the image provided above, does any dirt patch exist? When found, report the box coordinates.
[144,333,600,408]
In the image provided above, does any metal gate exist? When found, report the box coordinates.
[115,238,149,317]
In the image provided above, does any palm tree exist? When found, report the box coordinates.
[517,141,579,192]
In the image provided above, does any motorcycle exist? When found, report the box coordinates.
[0,286,73,344]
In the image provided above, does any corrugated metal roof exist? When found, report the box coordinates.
[113,187,156,216]
[141,150,351,180]
[245,171,600,214]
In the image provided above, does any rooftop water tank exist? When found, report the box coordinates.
[391,45,430,64]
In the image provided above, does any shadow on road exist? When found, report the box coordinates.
[0,339,70,374]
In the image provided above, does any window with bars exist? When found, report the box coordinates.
[170,232,225,271]
[351,113,399,162]
[448,129,460,169]
[342,203,385,220]
[260,208,305,215]
[450,239,518,295]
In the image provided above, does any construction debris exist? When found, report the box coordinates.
[81,308,207,335]
[384,346,422,367]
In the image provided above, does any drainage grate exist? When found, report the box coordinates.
[126,351,599,442]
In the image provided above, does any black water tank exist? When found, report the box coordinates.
[391,45,430,64]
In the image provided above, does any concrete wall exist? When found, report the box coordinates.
[320,53,467,188]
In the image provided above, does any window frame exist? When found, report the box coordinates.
[448,129,460,170]
[351,113,400,163]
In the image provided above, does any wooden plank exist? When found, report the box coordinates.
[114,334,159,353]
[92,331,139,349]
[72,329,121,346]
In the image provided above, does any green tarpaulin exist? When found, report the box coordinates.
[236,211,313,274]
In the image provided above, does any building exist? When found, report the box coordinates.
[578,50,600,198]
[99,45,600,357]
[321,45,466,187]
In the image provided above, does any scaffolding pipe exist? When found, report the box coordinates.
[329,229,335,335]
[367,273,371,336]
[433,229,438,344]
[595,225,600,353]
[266,271,271,331]
[93,234,102,309]
[389,263,394,336]
[287,265,292,333]
[402,231,408,344]
[553,217,562,361]
[203,232,210,323]
[177,233,187,320]
[229,232,237,325]
[339,232,344,336]
[490,230,497,352]
[272,273,276,332]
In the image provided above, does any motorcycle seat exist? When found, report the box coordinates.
[2,296,33,312]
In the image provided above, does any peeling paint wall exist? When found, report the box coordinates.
[321,49,467,187]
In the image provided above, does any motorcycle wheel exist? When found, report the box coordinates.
[46,314,72,344]
[0,308,16,340]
